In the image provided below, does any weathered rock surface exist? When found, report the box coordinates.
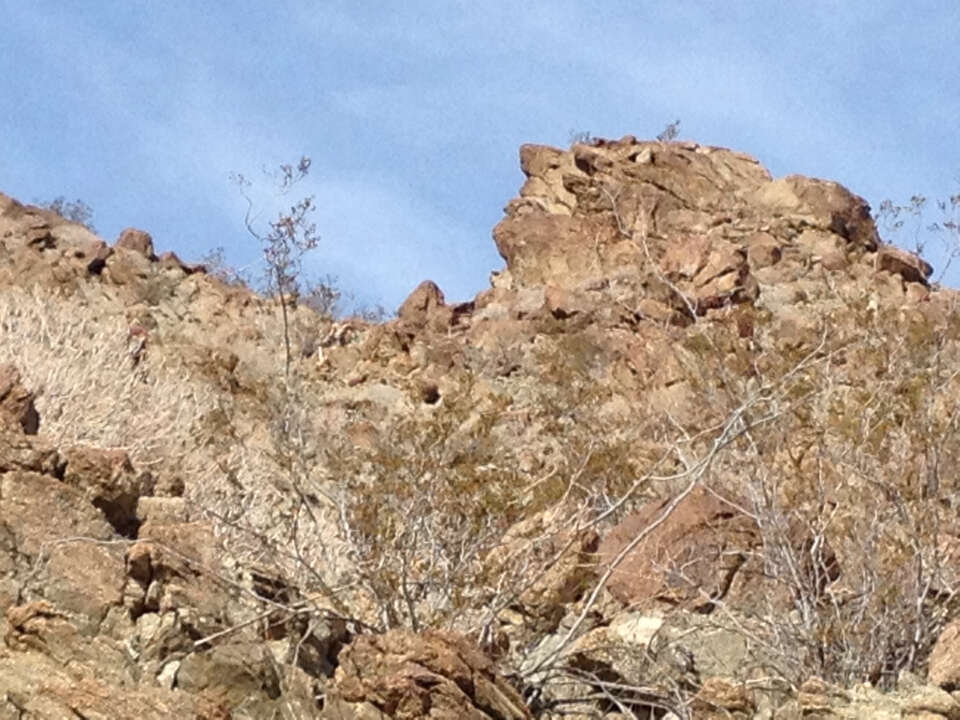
[598,485,758,611]
[1,133,959,719]
[324,630,531,719]
[0,366,319,717]
[0,364,38,434]
[115,227,156,258]
[930,620,960,690]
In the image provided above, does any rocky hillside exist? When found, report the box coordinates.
[3,136,960,719]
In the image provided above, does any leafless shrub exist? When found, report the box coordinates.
[36,195,96,232]
[233,156,319,376]
[657,119,681,144]
[0,286,212,472]
[203,149,960,718]
[569,129,597,146]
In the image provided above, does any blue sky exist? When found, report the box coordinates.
[3,2,960,311]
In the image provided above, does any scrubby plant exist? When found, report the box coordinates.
[233,156,320,376]
[36,195,96,232]
[0,286,212,474]
[201,147,960,718]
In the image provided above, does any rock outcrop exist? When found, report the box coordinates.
[0,367,324,717]
[2,134,958,719]
[324,631,530,719]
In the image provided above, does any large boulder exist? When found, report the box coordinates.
[114,228,156,259]
[597,485,759,612]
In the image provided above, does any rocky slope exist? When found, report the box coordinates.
[2,136,960,719]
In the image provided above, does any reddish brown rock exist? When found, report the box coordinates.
[115,227,156,259]
[60,446,154,536]
[598,485,759,611]
[397,279,456,332]
[158,250,205,275]
[876,244,934,284]
[0,471,115,557]
[0,364,39,434]
[325,630,531,719]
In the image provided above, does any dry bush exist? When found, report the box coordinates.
[36,196,96,232]
[660,298,960,692]
[196,161,960,716]
[0,286,213,475]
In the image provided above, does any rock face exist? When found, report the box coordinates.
[324,630,531,720]
[491,138,882,325]
[930,620,960,690]
[0,366,320,717]
[1,134,958,719]
[598,485,758,612]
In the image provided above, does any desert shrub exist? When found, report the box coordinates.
[202,148,960,715]
[36,196,96,232]
[680,301,960,690]
[200,246,256,289]
[0,286,212,474]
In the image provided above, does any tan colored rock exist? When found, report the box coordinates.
[135,496,187,525]
[797,676,852,715]
[745,232,782,269]
[751,175,879,251]
[544,285,594,318]
[494,508,598,631]
[0,428,59,475]
[131,521,225,625]
[0,625,229,719]
[83,238,114,274]
[325,630,531,719]
[397,279,455,332]
[176,642,283,710]
[903,682,960,719]
[930,620,960,690]
[41,541,126,627]
[157,249,204,274]
[60,445,154,536]
[691,676,754,718]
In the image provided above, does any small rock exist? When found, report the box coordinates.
[876,245,933,285]
[0,364,39,434]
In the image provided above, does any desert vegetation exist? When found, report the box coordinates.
[3,137,960,719]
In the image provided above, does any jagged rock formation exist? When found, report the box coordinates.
[324,630,531,719]
[2,135,960,719]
